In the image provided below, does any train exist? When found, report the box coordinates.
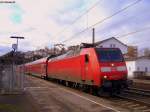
[19,44,129,95]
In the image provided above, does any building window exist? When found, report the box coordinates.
[129,67,131,71]
[110,44,116,48]
[137,67,140,71]
[113,44,116,48]
[145,67,148,72]
[110,44,112,48]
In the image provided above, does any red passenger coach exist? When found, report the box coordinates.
[24,45,129,95]
[25,57,47,78]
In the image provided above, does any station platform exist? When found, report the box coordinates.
[131,78,150,90]
[23,75,127,112]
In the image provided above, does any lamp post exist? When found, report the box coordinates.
[10,36,24,92]
[92,28,95,47]
[10,36,24,52]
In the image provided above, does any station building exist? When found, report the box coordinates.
[126,56,150,78]
[96,37,128,54]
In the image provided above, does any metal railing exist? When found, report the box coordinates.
[0,64,25,94]
[134,71,150,80]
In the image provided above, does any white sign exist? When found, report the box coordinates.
[12,44,17,50]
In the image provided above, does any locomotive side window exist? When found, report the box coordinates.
[85,54,89,63]
[95,48,123,62]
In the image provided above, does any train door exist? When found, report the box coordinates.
[84,54,94,85]
[81,54,89,82]
[85,54,89,80]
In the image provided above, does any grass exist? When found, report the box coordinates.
[0,104,22,112]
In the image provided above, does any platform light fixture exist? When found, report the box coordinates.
[10,36,25,51]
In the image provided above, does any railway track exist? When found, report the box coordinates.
[124,87,150,97]
[54,79,150,112]
[110,87,150,112]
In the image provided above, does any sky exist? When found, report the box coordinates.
[0,0,150,55]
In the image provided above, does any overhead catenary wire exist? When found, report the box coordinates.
[97,26,150,40]
[61,0,142,43]
[52,0,102,39]
[130,38,150,45]
[65,26,150,46]
[95,26,150,46]
[116,26,150,38]
[116,26,150,45]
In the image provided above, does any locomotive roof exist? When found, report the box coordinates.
[48,49,82,61]
[25,47,122,65]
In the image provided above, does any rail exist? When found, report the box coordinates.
[124,87,150,97]
[115,88,150,107]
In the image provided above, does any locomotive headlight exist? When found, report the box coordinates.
[117,66,126,71]
[103,75,107,79]
[101,67,111,72]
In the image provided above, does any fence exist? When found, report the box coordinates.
[0,64,25,94]
[134,71,150,80]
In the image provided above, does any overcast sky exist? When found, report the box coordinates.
[0,0,150,55]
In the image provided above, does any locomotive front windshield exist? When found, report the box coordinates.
[95,48,123,62]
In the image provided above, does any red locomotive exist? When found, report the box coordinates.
[24,44,129,95]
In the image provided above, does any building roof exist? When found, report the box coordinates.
[95,37,128,47]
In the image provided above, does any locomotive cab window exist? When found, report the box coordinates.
[95,48,123,62]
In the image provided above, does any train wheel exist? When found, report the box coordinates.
[79,84,84,91]
[68,81,73,87]
[62,80,66,86]
[109,88,117,97]
[41,75,45,79]
[80,85,89,93]
[97,88,108,97]
[43,76,47,80]
[65,81,69,87]
[90,86,98,96]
